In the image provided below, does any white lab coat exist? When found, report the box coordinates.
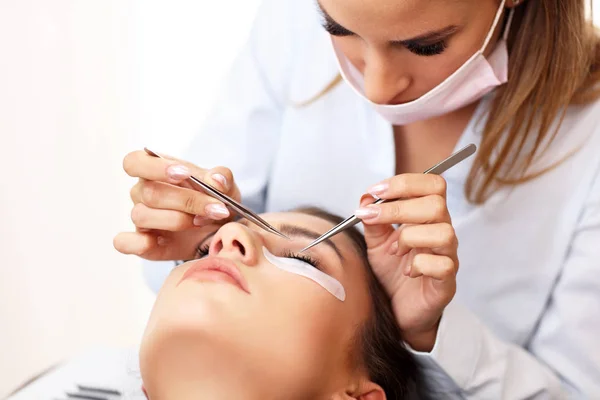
[143,0,600,397]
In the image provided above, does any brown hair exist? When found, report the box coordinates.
[295,207,428,400]
[301,1,600,203]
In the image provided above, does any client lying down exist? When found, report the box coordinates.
[140,207,427,399]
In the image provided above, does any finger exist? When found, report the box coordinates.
[366,173,447,200]
[130,179,145,204]
[359,194,396,249]
[409,253,458,286]
[133,181,231,221]
[133,203,223,231]
[393,223,458,257]
[204,166,235,194]
[113,231,158,256]
[123,150,199,184]
[356,195,450,225]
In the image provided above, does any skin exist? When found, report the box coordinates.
[321,0,507,105]
[140,212,386,400]
[115,0,525,354]
[320,0,522,349]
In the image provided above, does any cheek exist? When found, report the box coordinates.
[246,271,352,383]
[139,267,353,393]
[334,36,366,71]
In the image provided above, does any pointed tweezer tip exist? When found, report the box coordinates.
[273,230,291,241]
[298,243,316,253]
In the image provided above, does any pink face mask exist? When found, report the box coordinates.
[332,0,513,125]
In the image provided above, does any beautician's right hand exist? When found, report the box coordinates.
[113,150,241,261]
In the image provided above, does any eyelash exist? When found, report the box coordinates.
[404,40,447,56]
[195,244,322,271]
[322,23,447,57]
[282,250,322,271]
[196,243,210,258]
[321,20,353,37]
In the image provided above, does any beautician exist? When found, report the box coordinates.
[114,0,600,397]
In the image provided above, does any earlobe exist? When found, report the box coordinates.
[341,381,386,400]
[357,386,386,400]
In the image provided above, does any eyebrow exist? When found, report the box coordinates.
[317,1,458,44]
[278,224,344,261]
[232,219,344,261]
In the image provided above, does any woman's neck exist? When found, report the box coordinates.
[393,100,480,174]
[149,379,266,400]
[142,341,275,400]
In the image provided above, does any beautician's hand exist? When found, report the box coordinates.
[113,150,241,261]
[356,174,458,352]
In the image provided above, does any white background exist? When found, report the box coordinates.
[0,0,598,397]
[0,0,260,396]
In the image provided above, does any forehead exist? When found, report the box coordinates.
[319,0,470,37]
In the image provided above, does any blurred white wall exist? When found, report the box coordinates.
[0,0,260,397]
[0,0,599,397]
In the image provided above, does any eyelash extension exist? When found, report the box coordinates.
[196,243,210,259]
[321,19,353,37]
[404,40,447,56]
[282,250,322,271]
[195,244,322,271]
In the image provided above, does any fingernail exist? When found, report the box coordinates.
[167,164,191,181]
[388,241,399,255]
[205,203,230,219]
[354,206,380,219]
[193,215,208,226]
[405,264,412,276]
[367,183,389,196]
[157,236,168,246]
[211,173,229,191]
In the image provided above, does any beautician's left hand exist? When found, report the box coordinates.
[356,174,459,352]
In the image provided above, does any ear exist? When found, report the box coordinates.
[355,382,386,400]
[338,381,386,400]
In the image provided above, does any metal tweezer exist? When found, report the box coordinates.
[144,148,290,240]
[299,143,477,253]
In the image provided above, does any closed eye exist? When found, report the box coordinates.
[282,250,322,271]
[322,18,354,37]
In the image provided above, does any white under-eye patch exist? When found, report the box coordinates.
[262,247,346,302]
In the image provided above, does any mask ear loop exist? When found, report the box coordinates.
[482,0,509,50]
[503,7,516,41]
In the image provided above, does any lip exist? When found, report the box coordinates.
[179,257,250,294]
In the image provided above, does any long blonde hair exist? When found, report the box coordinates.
[300,1,600,204]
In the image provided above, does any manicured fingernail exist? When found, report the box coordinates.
[354,206,380,219]
[388,241,399,255]
[205,204,230,219]
[368,183,389,196]
[157,236,168,246]
[211,173,229,191]
[193,215,208,226]
[167,164,191,181]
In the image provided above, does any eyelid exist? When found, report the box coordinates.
[323,22,354,36]
[282,249,324,271]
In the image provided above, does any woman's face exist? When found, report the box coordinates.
[140,212,376,399]
[321,0,505,105]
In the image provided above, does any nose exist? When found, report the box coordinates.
[362,49,411,105]
[209,222,260,266]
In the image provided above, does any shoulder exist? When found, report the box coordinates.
[557,98,600,195]
[561,97,600,152]
[249,0,337,101]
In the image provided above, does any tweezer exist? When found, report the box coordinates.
[144,148,290,240]
[300,143,477,253]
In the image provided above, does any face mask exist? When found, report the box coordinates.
[262,247,346,302]
[332,0,513,125]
